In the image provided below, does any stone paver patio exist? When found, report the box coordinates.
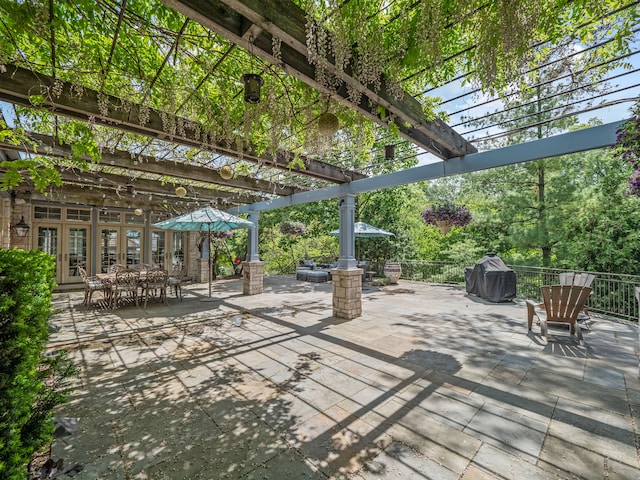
[47,276,640,479]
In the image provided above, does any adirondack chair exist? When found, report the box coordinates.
[559,272,595,328]
[559,272,595,288]
[526,285,592,343]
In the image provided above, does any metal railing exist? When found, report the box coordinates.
[376,260,640,322]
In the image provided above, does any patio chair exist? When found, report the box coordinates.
[526,285,592,344]
[131,263,151,273]
[168,263,187,301]
[559,272,595,328]
[107,263,127,274]
[140,268,169,308]
[559,272,595,288]
[78,266,108,307]
[110,270,140,309]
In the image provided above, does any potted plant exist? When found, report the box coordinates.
[279,220,307,239]
[421,202,472,235]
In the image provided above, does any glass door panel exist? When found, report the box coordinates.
[101,229,119,273]
[125,229,142,267]
[151,231,166,269]
[64,227,88,283]
[172,231,185,267]
[37,226,61,283]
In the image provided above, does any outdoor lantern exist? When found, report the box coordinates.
[12,216,30,237]
[385,144,395,159]
[134,208,143,216]
[241,73,264,104]
[219,165,234,180]
[175,186,187,197]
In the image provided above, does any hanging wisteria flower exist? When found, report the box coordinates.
[279,220,307,236]
[421,203,472,228]
[611,100,640,196]
[211,230,234,240]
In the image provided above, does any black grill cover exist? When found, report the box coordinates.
[465,253,516,302]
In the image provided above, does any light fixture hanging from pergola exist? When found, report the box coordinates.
[219,165,234,180]
[241,73,264,104]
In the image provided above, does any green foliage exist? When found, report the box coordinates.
[0,249,77,479]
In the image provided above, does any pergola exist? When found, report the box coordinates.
[0,1,638,316]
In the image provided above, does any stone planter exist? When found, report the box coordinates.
[384,261,402,284]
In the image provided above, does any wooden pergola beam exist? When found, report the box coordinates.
[0,65,366,183]
[27,184,191,211]
[54,169,262,205]
[0,132,301,196]
[162,0,476,159]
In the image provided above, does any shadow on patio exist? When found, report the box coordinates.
[48,276,640,479]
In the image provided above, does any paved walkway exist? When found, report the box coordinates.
[48,277,640,479]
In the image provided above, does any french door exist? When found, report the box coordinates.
[100,227,143,273]
[37,225,90,283]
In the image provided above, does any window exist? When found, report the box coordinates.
[125,213,145,225]
[34,206,62,220]
[99,211,121,223]
[66,209,91,222]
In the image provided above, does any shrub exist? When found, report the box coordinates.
[0,249,76,479]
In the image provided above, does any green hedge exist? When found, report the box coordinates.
[0,249,75,479]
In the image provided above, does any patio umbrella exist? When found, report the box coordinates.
[329,221,395,260]
[153,206,254,298]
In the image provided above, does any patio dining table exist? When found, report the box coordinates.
[97,268,169,308]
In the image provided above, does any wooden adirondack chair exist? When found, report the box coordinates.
[526,285,592,344]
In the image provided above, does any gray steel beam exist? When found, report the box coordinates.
[229,121,625,214]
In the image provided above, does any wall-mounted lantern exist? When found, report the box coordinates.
[11,216,30,237]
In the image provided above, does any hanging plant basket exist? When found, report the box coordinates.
[279,220,306,238]
[435,220,453,235]
[317,113,339,136]
[421,203,472,235]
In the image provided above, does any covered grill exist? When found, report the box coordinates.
[465,253,517,302]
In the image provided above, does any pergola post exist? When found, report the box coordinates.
[243,210,263,295]
[333,193,362,319]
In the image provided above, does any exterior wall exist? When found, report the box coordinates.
[2,197,31,250]
[1,195,10,249]
[1,201,196,285]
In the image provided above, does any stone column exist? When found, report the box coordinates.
[332,268,362,319]
[243,261,264,295]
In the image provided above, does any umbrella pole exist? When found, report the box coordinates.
[208,223,212,297]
